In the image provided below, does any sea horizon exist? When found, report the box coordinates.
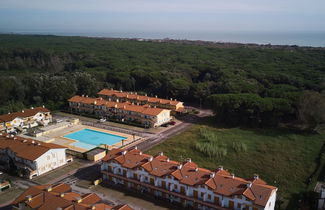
[1,30,325,47]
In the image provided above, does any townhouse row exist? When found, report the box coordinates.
[101,148,277,210]
[0,106,52,133]
[68,95,172,128]
[11,183,133,210]
[0,132,72,179]
[98,89,184,113]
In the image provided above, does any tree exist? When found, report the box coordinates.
[297,91,325,132]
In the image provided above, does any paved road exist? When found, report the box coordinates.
[1,107,213,209]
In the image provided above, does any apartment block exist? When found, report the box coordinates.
[98,89,184,113]
[101,148,277,210]
[11,183,133,210]
[0,132,72,179]
[68,95,172,128]
[0,106,52,132]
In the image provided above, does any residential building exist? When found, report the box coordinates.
[11,183,133,210]
[68,95,172,127]
[97,89,184,113]
[0,106,52,132]
[0,132,72,179]
[101,148,277,210]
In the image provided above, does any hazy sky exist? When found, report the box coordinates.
[1,0,325,34]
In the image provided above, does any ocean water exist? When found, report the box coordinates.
[5,30,325,47]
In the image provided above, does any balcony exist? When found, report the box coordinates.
[101,170,228,210]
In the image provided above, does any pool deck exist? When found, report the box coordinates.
[21,123,141,153]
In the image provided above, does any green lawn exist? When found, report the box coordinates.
[147,124,325,209]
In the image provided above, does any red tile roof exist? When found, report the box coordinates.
[68,95,168,116]
[103,149,277,207]
[141,152,180,177]
[11,183,133,210]
[0,132,66,161]
[97,89,182,106]
[0,107,50,122]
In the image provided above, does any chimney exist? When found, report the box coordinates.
[91,205,96,210]
[139,151,143,155]
[145,94,147,96]
[231,173,235,179]
[122,150,127,155]
[114,104,118,108]
[23,140,27,143]
[60,193,65,197]
[158,152,163,156]
[82,94,84,97]
[108,98,111,101]
[174,99,177,101]
[218,165,223,171]
[155,95,157,98]
[94,101,97,105]
[31,107,34,109]
[22,110,25,113]
[123,105,126,109]
[149,156,153,162]
[166,158,170,162]
[46,186,52,192]
[170,98,172,100]
[135,92,137,95]
[195,167,199,172]
[247,182,252,188]
[37,143,41,146]
[186,158,191,163]
[32,140,35,144]
[43,105,45,108]
[76,197,82,203]
[116,99,119,103]
[26,195,32,202]
[86,95,88,97]
[177,164,183,169]
[210,172,215,178]
[8,112,10,114]
[254,174,259,180]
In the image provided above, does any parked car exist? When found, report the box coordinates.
[99,118,106,123]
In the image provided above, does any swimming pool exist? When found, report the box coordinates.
[64,129,127,150]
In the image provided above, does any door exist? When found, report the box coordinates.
[123,169,127,176]
[229,200,234,209]
[214,196,219,204]
[180,186,185,194]
[162,181,166,189]
[150,178,154,185]
[193,190,198,198]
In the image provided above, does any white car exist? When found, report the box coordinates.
[99,119,106,123]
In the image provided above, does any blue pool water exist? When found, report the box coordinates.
[64,129,126,150]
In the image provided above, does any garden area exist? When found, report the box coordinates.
[147,122,325,209]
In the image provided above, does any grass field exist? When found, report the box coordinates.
[147,122,325,209]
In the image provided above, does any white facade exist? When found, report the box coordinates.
[34,149,68,177]
[101,159,277,210]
